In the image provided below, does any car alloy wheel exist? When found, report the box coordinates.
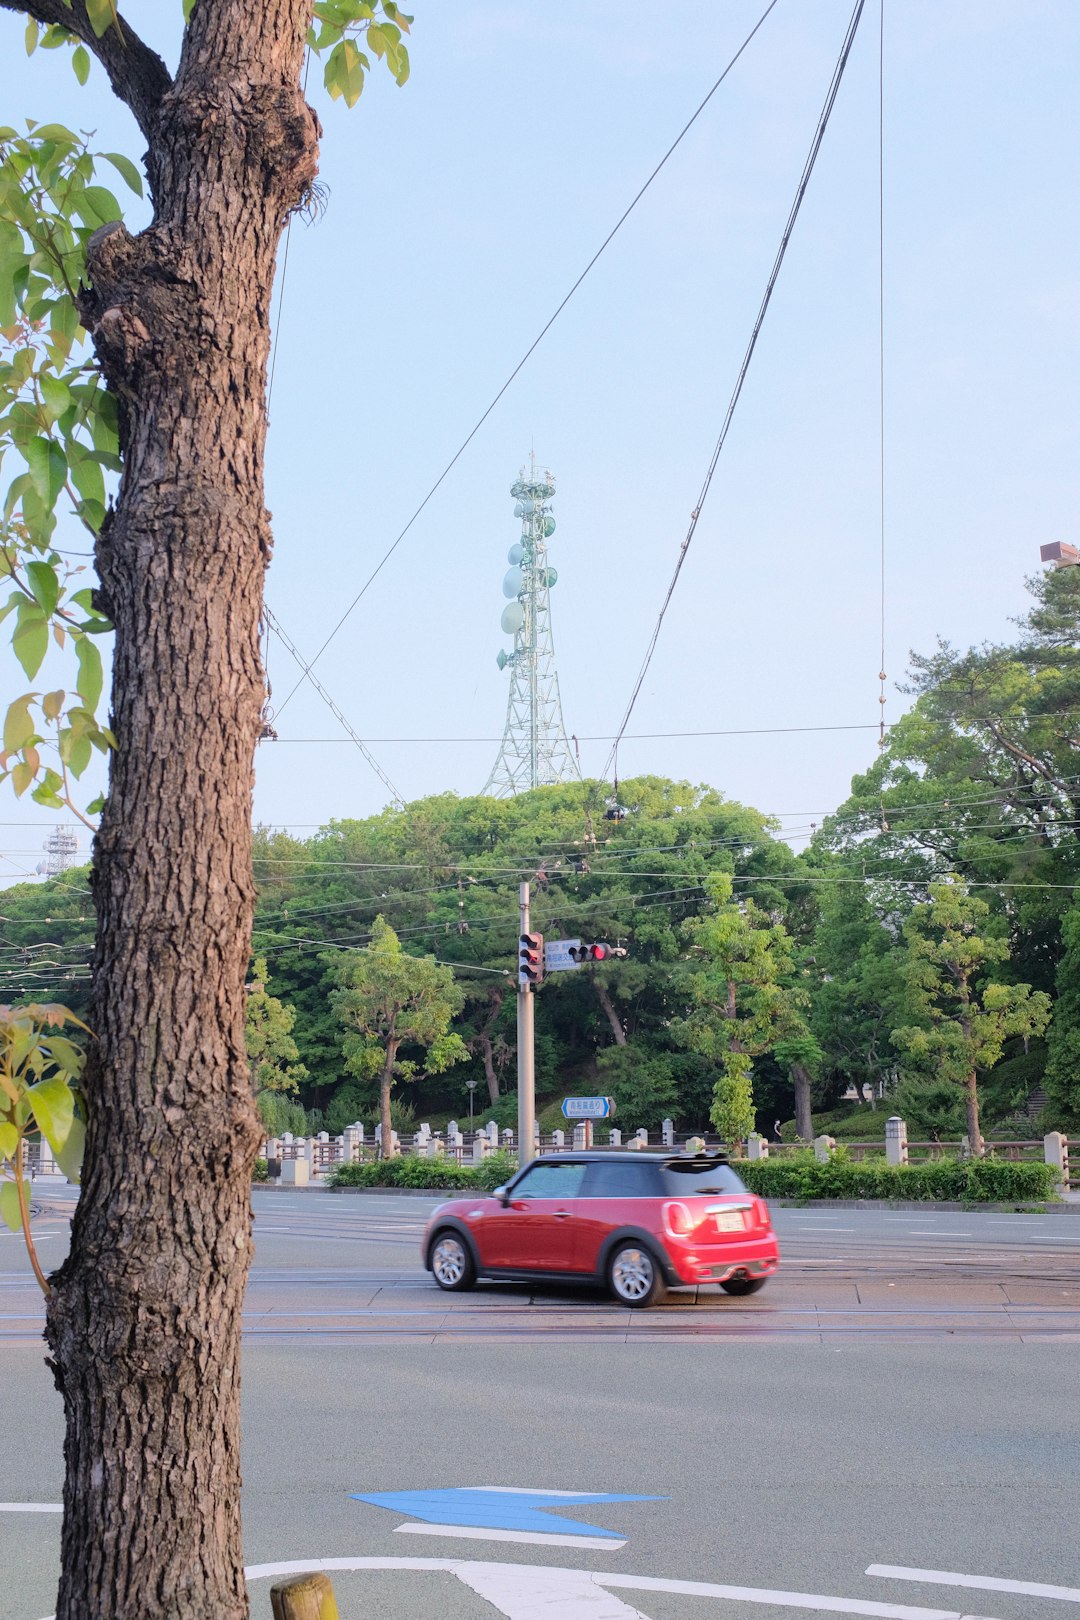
[431,1231,476,1292]
[608,1242,665,1307]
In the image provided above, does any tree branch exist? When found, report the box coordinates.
[2,0,172,145]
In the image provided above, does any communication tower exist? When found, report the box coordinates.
[36,826,79,877]
[483,459,577,796]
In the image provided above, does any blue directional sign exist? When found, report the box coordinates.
[350,1487,662,1539]
[561,1096,616,1120]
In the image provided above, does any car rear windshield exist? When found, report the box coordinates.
[659,1160,748,1196]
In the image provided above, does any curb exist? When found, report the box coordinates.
[769,1197,1078,1214]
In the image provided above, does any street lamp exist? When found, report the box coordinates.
[466,1079,478,1124]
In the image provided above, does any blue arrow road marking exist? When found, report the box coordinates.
[350,1488,664,1539]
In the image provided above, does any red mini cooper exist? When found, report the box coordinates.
[421,1151,778,1307]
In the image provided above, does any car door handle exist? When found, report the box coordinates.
[553,1210,572,1219]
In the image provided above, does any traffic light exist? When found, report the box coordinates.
[518,931,544,989]
[567,943,627,963]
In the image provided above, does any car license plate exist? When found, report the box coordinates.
[714,1210,745,1234]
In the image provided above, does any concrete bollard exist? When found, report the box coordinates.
[342,1127,361,1164]
[885,1115,909,1167]
[609,1128,622,1147]
[281,1156,309,1186]
[661,1118,674,1147]
[572,1123,588,1151]
[270,1571,339,1620]
[747,1134,769,1161]
[472,1134,491,1163]
[813,1134,836,1164]
[1044,1131,1069,1188]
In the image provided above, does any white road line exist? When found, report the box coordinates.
[394,1523,627,1550]
[910,1232,972,1238]
[868,1564,1080,1604]
[458,1561,648,1617]
[0,1502,61,1512]
[794,1226,855,1232]
[236,1556,1005,1620]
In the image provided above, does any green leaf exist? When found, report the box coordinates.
[3,695,35,755]
[84,0,118,38]
[73,186,122,229]
[53,1112,85,1180]
[68,447,105,508]
[25,17,38,54]
[26,1073,75,1158]
[72,44,91,85]
[39,372,71,421]
[12,610,48,679]
[0,1179,29,1232]
[84,791,105,814]
[0,1121,18,1159]
[31,770,65,809]
[25,560,60,616]
[11,760,34,796]
[25,436,66,507]
[75,635,103,712]
[102,152,143,197]
[67,732,93,777]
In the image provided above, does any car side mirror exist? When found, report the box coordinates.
[492,1184,509,1205]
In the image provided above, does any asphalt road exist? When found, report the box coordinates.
[2,1187,1078,1620]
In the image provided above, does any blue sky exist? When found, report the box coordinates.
[0,0,1077,880]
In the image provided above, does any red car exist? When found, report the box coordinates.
[421,1150,778,1307]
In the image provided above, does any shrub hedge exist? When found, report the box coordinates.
[327,1150,517,1195]
[736,1149,1060,1204]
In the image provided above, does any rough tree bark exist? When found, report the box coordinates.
[791,1062,814,1143]
[17,4,322,1616]
[379,1037,400,1158]
[594,979,627,1046]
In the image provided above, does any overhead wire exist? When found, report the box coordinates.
[602,0,868,785]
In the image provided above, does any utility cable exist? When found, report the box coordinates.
[876,0,887,747]
[602,0,868,784]
[269,0,783,719]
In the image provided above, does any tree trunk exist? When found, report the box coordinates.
[42,8,319,1618]
[964,1068,984,1158]
[380,1042,398,1158]
[594,980,626,1046]
[479,1031,500,1105]
[791,1062,814,1143]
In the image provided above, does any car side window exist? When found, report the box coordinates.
[581,1161,661,1198]
[511,1162,586,1199]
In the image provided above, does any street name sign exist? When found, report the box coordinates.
[543,938,582,973]
[561,1096,616,1120]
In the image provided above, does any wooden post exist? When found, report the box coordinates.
[270,1572,340,1620]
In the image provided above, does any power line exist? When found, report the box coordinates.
[602,0,868,784]
[269,0,783,718]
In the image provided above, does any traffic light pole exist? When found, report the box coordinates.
[517,880,536,1166]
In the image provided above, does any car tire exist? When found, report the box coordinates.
[430,1229,477,1292]
[607,1241,667,1308]
[720,1275,768,1296]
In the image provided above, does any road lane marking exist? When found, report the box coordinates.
[0,1502,61,1512]
[868,1564,1080,1603]
[236,1557,1006,1620]
[394,1523,626,1549]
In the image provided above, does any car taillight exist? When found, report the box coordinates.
[663,1200,696,1237]
[755,1198,771,1229]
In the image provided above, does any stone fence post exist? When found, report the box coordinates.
[885,1115,908,1167]
[1044,1131,1069,1188]
[661,1118,674,1147]
[747,1133,769,1161]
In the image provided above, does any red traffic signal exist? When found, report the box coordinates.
[518,931,544,989]
[568,942,625,963]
